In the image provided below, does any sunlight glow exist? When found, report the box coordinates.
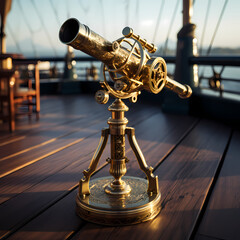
[140,20,154,27]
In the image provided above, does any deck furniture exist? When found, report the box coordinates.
[0,54,40,132]
[0,69,16,131]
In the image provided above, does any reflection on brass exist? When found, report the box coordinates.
[79,128,109,198]
[122,26,157,53]
[126,127,159,194]
[59,18,192,226]
[59,18,192,99]
[76,176,161,225]
[86,64,98,81]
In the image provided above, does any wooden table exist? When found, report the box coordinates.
[0,95,239,240]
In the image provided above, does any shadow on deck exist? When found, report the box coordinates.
[0,94,239,240]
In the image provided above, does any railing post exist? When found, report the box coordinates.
[62,46,77,81]
[175,23,199,90]
[163,0,198,114]
[60,46,79,94]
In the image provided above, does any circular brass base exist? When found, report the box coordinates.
[76,176,161,226]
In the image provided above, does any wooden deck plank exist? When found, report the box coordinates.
[0,95,155,156]
[0,101,106,160]
[194,234,224,240]
[0,95,99,139]
[68,120,231,240]
[0,103,158,203]
[0,95,82,135]
[1,95,236,240]
[4,112,197,240]
[5,189,82,240]
[0,103,161,238]
[0,111,106,178]
[0,101,156,182]
[194,130,240,240]
[0,124,106,204]
[0,134,107,239]
[0,96,157,178]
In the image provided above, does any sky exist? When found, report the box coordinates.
[4,0,240,57]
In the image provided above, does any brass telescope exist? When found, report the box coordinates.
[59,18,192,100]
[59,18,192,226]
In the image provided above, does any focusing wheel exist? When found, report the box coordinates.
[147,57,167,94]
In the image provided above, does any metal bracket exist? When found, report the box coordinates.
[79,128,109,197]
[126,127,159,194]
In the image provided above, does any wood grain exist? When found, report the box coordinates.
[5,112,197,240]
[0,104,105,160]
[194,130,240,240]
[69,120,231,240]
[0,95,92,135]
[1,95,236,240]
[0,112,106,178]
[0,102,158,204]
[194,233,222,240]
[0,100,159,238]
[0,96,151,177]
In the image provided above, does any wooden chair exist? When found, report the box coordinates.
[0,54,40,132]
[0,69,16,131]
[13,60,40,119]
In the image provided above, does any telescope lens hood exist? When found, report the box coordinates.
[59,18,80,44]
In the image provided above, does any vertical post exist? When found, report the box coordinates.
[60,46,79,94]
[163,0,198,114]
[35,62,40,119]
[8,75,15,132]
[0,0,12,54]
[105,99,131,195]
[0,27,6,54]
[183,0,193,25]
[62,46,77,81]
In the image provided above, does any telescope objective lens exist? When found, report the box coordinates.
[59,18,80,44]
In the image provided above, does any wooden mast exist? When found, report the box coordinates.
[183,0,193,26]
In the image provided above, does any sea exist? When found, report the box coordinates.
[50,58,240,101]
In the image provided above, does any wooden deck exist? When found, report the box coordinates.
[0,94,239,240]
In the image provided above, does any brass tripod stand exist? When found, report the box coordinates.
[76,98,161,225]
[59,18,192,225]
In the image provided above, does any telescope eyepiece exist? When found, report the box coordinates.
[122,27,133,38]
[59,18,80,44]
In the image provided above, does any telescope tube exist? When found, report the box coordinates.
[59,18,141,78]
[59,18,192,98]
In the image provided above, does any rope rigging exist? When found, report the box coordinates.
[206,0,229,56]
[162,0,180,55]
[49,0,61,27]
[16,0,38,57]
[78,0,91,13]
[78,0,91,25]
[152,0,165,44]
[199,0,211,55]
[66,0,70,19]
[125,0,130,27]
[30,0,58,57]
[100,0,106,37]
[7,23,23,54]
[135,0,139,33]
[199,0,229,81]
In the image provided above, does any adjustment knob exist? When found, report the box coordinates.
[122,27,157,53]
[114,80,127,91]
[95,90,109,104]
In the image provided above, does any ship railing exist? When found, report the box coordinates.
[13,55,240,100]
[190,56,240,100]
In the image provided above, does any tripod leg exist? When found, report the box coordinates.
[79,128,109,198]
[126,127,159,194]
